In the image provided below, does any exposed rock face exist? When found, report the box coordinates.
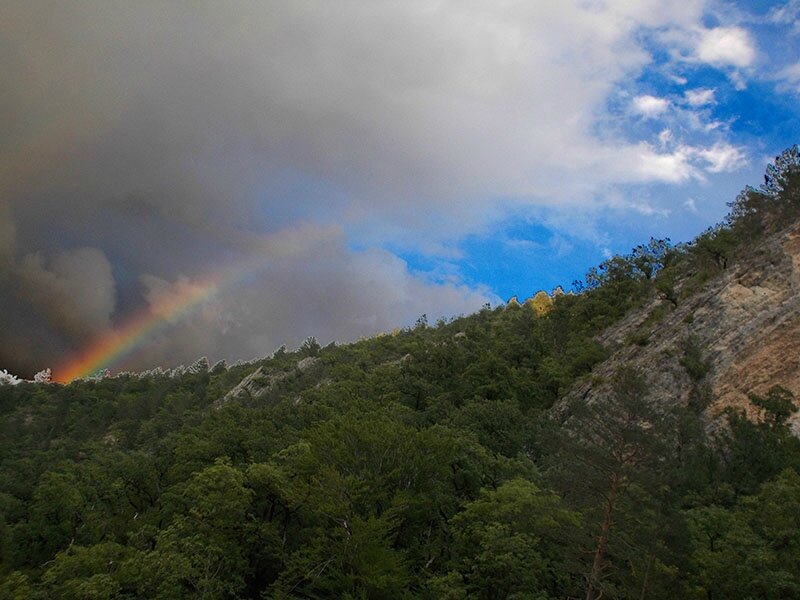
[217,356,321,407]
[566,222,800,432]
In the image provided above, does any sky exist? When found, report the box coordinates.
[2,0,800,379]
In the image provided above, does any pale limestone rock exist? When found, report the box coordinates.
[563,221,800,433]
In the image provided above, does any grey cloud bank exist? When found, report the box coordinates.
[1,0,747,375]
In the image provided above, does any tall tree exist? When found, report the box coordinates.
[549,368,677,600]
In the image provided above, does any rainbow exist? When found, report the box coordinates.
[54,275,222,383]
[53,227,326,382]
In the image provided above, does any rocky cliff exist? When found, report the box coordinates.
[566,221,800,432]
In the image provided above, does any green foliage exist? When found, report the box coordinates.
[687,470,800,599]
[679,335,710,382]
[549,368,688,600]
[0,572,31,600]
[39,542,133,600]
[693,225,737,271]
[299,336,321,357]
[1,147,800,597]
[728,145,800,235]
[720,386,800,496]
[750,385,798,427]
[631,238,671,280]
[432,478,578,599]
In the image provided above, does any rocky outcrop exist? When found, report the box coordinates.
[216,356,321,407]
[565,222,800,432]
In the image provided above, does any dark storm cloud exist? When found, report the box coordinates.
[0,209,116,375]
[1,0,734,375]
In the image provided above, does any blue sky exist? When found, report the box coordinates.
[3,0,800,374]
[396,0,800,302]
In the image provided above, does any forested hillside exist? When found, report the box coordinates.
[2,148,800,599]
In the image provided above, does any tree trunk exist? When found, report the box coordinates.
[638,553,654,600]
[585,472,620,600]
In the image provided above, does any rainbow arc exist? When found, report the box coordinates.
[55,277,219,382]
[54,254,273,382]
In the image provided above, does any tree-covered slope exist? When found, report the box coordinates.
[1,147,800,599]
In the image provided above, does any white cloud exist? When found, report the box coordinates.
[506,234,573,257]
[624,199,671,217]
[695,26,755,68]
[728,70,748,90]
[769,0,800,31]
[776,61,800,93]
[781,61,800,80]
[680,109,723,134]
[684,88,716,106]
[684,197,699,213]
[694,143,748,173]
[627,142,747,183]
[632,95,671,117]
[635,145,697,183]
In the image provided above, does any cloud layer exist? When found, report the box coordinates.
[0,0,774,375]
